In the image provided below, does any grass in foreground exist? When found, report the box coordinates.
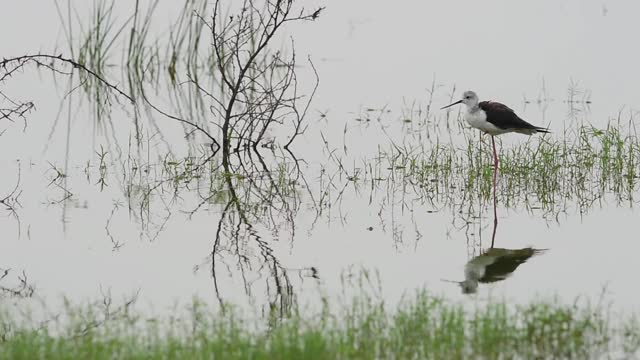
[1,291,639,359]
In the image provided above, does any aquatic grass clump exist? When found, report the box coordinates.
[55,0,132,121]
[0,291,637,359]
[358,122,640,214]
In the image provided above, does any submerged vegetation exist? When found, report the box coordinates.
[0,289,638,359]
[365,122,640,214]
[116,119,640,222]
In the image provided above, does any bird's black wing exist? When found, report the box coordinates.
[479,101,543,131]
[479,256,528,283]
[479,248,545,283]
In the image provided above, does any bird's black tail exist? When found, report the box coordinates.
[535,127,550,134]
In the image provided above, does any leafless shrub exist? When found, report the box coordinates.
[145,0,323,163]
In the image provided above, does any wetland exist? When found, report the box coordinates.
[1,0,640,358]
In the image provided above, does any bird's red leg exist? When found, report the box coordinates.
[491,136,498,235]
[491,212,498,248]
[491,135,499,172]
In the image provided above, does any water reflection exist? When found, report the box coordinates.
[453,210,546,295]
[460,246,546,294]
[199,148,320,318]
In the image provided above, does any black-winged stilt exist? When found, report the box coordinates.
[454,247,547,294]
[441,211,547,294]
[441,90,549,169]
[441,91,549,217]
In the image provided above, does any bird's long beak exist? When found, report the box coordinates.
[440,100,462,110]
[440,278,461,284]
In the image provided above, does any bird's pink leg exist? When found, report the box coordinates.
[491,135,499,173]
[491,136,498,233]
[491,212,498,248]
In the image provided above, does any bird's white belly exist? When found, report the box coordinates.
[465,110,506,135]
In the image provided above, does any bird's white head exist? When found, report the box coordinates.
[441,278,479,294]
[441,90,479,110]
[461,90,479,107]
[459,279,478,294]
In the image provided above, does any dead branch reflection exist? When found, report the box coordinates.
[0,163,22,238]
[0,268,35,298]
[194,148,319,319]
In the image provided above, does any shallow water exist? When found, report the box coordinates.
[1,0,639,317]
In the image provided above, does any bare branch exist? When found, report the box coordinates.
[1,54,134,103]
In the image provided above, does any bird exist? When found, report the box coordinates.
[447,247,547,294]
[441,91,549,208]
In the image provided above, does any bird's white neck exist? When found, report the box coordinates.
[467,104,481,113]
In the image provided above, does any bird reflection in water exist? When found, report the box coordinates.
[447,208,546,294]
[459,246,546,294]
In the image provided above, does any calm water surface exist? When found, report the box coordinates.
[1,0,639,316]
